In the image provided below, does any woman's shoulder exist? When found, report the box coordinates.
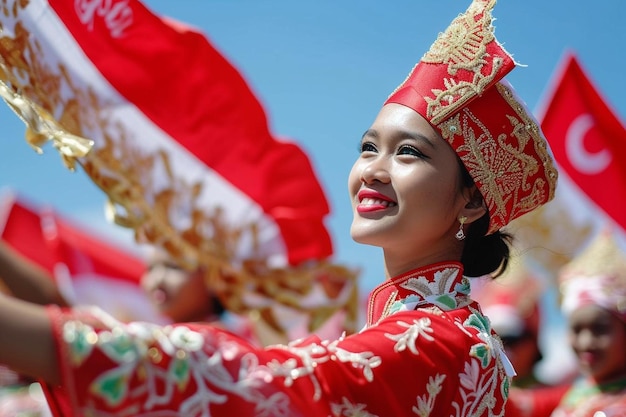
[365,303,494,353]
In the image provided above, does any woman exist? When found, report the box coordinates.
[550,230,626,416]
[0,0,557,415]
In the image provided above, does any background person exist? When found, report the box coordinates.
[549,230,626,416]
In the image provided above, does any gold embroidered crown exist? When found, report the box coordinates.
[385,0,558,233]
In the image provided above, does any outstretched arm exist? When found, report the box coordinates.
[0,293,60,384]
[0,240,69,307]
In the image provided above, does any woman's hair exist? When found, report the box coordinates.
[457,159,513,278]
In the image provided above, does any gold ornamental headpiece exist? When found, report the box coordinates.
[385,0,558,234]
[559,230,626,321]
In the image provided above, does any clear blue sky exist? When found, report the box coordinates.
[1,0,625,294]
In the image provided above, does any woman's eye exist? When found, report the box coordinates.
[359,142,377,153]
[398,145,425,158]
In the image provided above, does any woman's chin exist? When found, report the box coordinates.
[350,226,384,247]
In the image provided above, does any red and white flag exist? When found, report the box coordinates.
[511,52,626,278]
[538,52,626,231]
[0,0,358,337]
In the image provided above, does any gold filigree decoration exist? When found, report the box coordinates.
[421,0,499,124]
[560,230,626,285]
[390,0,503,125]
[0,77,93,170]
[0,0,359,340]
[438,82,557,233]
[508,203,594,280]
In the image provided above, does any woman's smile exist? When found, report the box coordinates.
[356,189,397,213]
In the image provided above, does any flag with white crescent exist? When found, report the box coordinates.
[510,52,626,277]
[539,52,626,230]
[0,0,359,339]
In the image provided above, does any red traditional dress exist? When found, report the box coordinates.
[505,384,570,417]
[550,376,626,417]
[42,261,511,416]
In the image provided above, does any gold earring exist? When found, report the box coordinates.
[455,216,467,241]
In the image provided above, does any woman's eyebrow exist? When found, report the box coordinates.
[361,129,377,140]
[401,130,436,149]
[361,129,434,148]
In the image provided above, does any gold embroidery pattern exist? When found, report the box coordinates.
[0,0,359,339]
[561,231,626,287]
[438,83,558,233]
[421,0,501,125]
[390,0,502,125]
[508,204,593,275]
[378,290,398,323]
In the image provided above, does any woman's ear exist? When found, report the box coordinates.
[460,185,487,224]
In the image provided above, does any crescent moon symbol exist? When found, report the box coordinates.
[565,113,611,175]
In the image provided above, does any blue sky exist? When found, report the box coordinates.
[2,0,624,290]
[1,0,625,381]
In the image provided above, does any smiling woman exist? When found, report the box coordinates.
[349,103,472,273]
[0,0,558,415]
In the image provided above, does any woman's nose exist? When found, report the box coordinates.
[360,157,391,184]
[575,329,596,351]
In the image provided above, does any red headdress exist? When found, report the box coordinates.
[385,0,558,233]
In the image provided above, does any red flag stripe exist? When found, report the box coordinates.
[0,193,145,284]
[48,0,334,264]
[6,0,332,266]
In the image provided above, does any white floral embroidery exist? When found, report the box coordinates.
[413,374,446,416]
[267,341,331,400]
[331,396,379,417]
[401,268,460,297]
[452,358,500,417]
[269,338,382,397]
[334,347,382,382]
[384,318,435,355]
[169,326,205,351]
[59,263,510,417]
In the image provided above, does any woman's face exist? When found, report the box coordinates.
[140,253,214,323]
[568,304,626,383]
[348,103,470,273]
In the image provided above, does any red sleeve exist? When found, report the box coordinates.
[46,305,508,416]
[506,384,570,417]
[39,382,73,417]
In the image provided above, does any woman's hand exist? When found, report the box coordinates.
[0,240,69,307]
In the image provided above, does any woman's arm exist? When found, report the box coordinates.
[0,240,69,307]
[0,293,60,384]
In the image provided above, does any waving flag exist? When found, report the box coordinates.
[0,191,164,322]
[0,0,358,338]
[510,52,626,277]
[540,52,626,230]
